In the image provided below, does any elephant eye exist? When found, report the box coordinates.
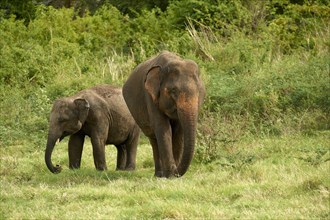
[58,118,66,123]
[168,87,178,95]
[169,88,179,98]
[58,117,69,123]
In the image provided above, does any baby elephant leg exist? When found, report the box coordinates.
[91,138,107,171]
[125,129,140,171]
[68,133,85,169]
[115,144,127,170]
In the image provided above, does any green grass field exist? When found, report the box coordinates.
[1,1,329,219]
[1,133,329,219]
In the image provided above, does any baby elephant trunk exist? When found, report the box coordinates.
[45,134,62,174]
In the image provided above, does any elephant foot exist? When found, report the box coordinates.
[154,168,180,178]
[115,166,135,171]
[115,164,126,171]
[124,164,136,171]
[163,171,180,178]
[96,166,107,171]
[154,170,164,178]
[163,165,180,178]
[69,163,81,170]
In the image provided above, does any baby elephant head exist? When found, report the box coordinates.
[45,97,90,174]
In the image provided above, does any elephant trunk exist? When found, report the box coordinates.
[45,134,62,174]
[176,99,198,176]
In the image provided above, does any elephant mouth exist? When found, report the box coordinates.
[59,131,71,142]
[165,107,178,119]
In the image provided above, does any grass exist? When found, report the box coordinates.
[1,133,329,219]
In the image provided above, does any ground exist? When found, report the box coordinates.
[1,133,329,219]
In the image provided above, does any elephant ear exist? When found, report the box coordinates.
[144,66,161,104]
[74,98,90,123]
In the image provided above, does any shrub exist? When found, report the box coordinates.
[167,0,253,35]
[0,1,329,161]
[126,7,187,61]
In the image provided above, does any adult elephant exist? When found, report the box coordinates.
[123,51,205,178]
[45,85,140,174]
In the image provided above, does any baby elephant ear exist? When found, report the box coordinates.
[144,66,161,104]
[74,98,90,109]
[74,98,90,122]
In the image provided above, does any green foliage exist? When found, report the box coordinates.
[167,0,252,32]
[107,0,169,15]
[0,0,42,23]
[266,3,330,53]
[0,1,329,162]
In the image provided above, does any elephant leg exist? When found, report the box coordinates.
[115,144,127,170]
[148,136,163,177]
[154,121,178,178]
[172,122,184,166]
[91,136,107,171]
[124,129,139,170]
[68,132,85,169]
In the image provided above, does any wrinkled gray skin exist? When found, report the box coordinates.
[45,85,140,174]
[123,51,205,178]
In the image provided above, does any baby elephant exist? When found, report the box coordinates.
[45,84,140,174]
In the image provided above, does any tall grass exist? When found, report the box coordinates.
[1,134,329,219]
[186,14,330,161]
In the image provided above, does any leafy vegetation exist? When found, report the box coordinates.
[0,0,329,219]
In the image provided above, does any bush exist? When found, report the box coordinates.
[167,0,253,34]
[0,1,329,166]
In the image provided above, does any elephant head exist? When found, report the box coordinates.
[144,52,205,176]
[45,97,90,173]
